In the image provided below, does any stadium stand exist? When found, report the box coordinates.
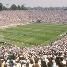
[0,10,67,29]
[0,35,66,67]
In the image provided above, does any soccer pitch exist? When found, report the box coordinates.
[0,23,67,47]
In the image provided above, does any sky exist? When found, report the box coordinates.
[0,0,67,7]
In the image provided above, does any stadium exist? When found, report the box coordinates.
[0,2,67,67]
[0,10,67,46]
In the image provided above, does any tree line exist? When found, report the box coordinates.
[0,2,67,11]
[0,3,28,10]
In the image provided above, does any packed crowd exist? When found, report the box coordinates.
[0,35,67,67]
[0,10,67,29]
[0,10,67,67]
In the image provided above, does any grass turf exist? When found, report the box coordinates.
[0,23,67,47]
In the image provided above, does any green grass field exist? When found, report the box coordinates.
[0,23,67,47]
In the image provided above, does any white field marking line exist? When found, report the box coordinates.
[0,35,4,41]
[26,38,34,42]
[33,29,42,31]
